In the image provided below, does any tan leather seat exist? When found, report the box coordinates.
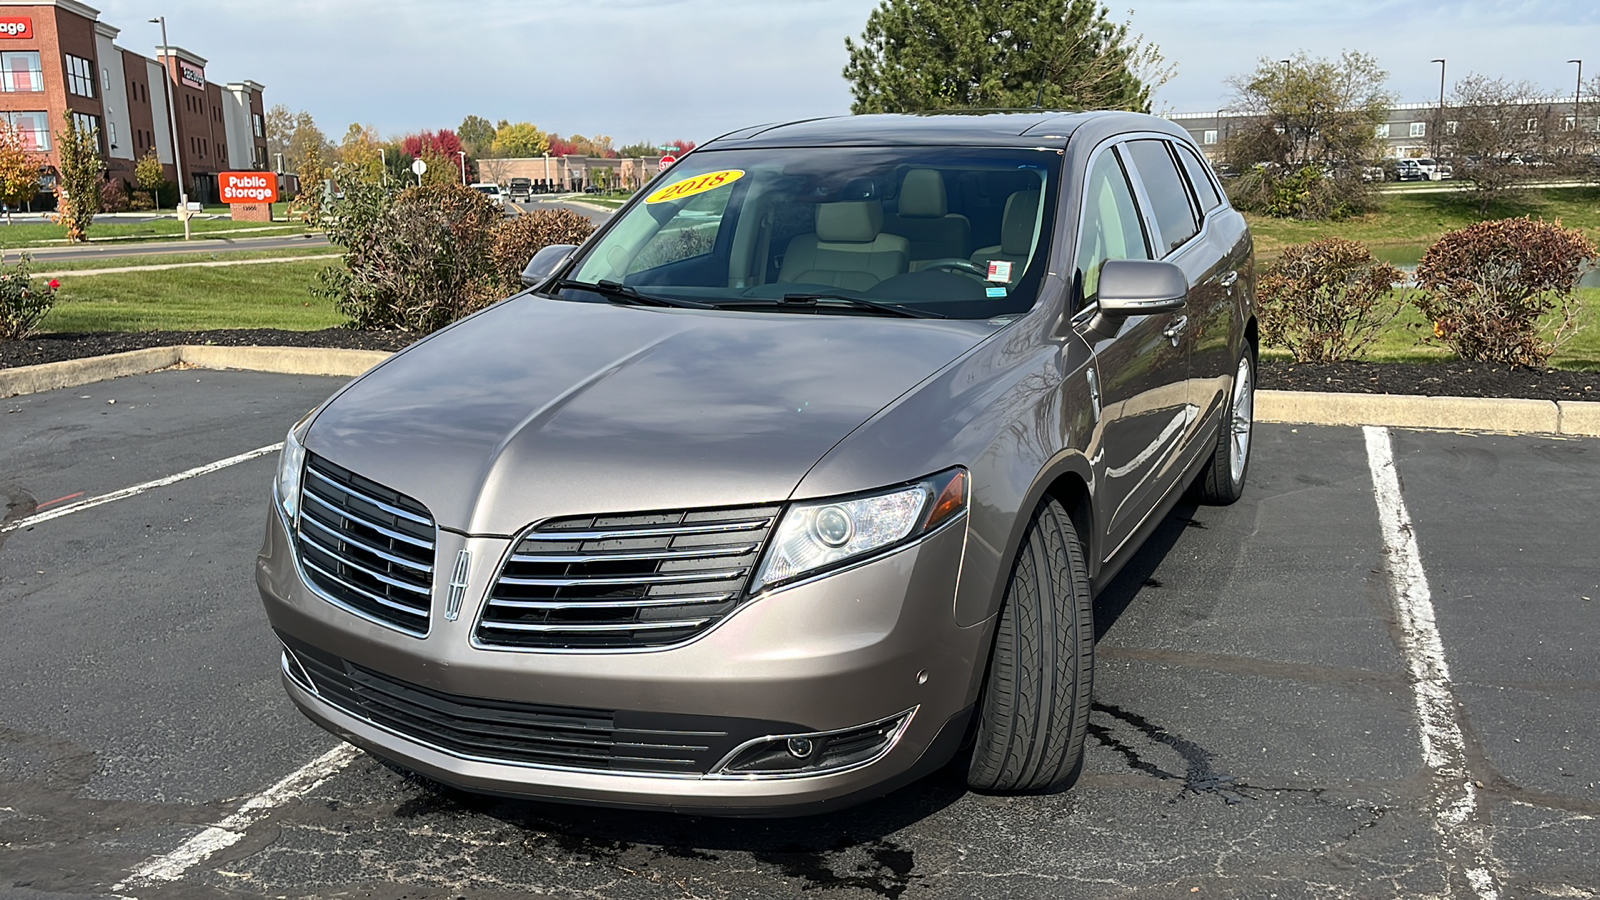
[884,169,971,269]
[970,189,1041,280]
[778,201,910,291]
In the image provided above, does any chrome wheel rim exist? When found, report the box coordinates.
[1230,355,1254,485]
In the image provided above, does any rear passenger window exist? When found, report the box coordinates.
[1175,144,1223,213]
[1125,140,1198,255]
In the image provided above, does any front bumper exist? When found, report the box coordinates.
[257,507,990,814]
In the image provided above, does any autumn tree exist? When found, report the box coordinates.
[458,114,496,158]
[338,122,385,185]
[266,105,332,174]
[490,120,549,158]
[548,134,616,157]
[843,0,1166,113]
[0,121,40,224]
[56,111,104,242]
[134,149,165,209]
[1441,75,1565,213]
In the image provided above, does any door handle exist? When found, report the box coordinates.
[1218,270,1239,289]
[1163,315,1189,347]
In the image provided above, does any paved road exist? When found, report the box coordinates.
[1,371,1596,899]
[17,232,332,263]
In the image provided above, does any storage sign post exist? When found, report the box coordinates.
[219,171,279,222]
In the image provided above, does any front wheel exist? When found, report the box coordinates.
[966,496,1094,793]
[1196,346,1255,504]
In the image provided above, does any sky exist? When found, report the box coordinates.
[93,0,1600,146]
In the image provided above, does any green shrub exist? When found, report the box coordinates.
[489,208,594,288]
[314,181,503,333]
[1413,217,1598,366]
[1258,237,1405,363]
[1227,166,1374,221]
[0,254,57,340]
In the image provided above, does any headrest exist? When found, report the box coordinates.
[1001,190,1041,255]
[815,201,884,243]
[898,169,948,218]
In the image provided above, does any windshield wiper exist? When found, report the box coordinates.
[550,279,716,310]
[715,293,945,319]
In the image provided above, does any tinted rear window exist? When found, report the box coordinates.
[1175,144,1223,214]
[1124,140,1198,254]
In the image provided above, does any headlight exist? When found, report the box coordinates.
[753,468,968,592]
[275,418,309,523]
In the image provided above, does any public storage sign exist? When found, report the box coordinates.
[0,17,32,38]
[219,172,278,203]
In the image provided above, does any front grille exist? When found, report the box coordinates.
[475,504,781,650]
[295,454,436,636]
[278,632,795,775]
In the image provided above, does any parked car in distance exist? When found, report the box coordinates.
[1360,164,1387,183]
[1394,159,1427,182]
[508,178,533,201]
[1413,157,1441,180]
[470,182,506,206]
[260,110,1258,816]
[1435,162,1454,180]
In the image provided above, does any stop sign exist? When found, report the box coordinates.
[658,155,677,172]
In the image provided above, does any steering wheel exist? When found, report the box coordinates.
[921,258,990,281]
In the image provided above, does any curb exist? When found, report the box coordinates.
[2,346,1598,438]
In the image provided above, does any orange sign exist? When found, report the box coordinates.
[0,17,32,38]
[219,172,278,204]
[645,169,743,204]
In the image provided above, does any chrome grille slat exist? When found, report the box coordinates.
[495,568,748,588]
[305,466,432,527]
[299,508,433,574]
[302,490,433,551]
[476,504,780,651]
[296,454,436,636]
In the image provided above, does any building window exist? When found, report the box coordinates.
[252,112,264,138]
[1409,122,1426,138]
[1445,120,1459,135]
[72,112,101,152]
[107,120,117,150]
[65,54,95,97]
[101,67,110,92]
[1525,118,1539,133]
[1,51,42,92]
[1375,123,1390,139]
[1563,115,1576,131]
[1203,129,1217,145]
[3,111,49,151]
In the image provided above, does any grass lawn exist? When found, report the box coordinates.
[1246,185,1600,258]
[38,258,343,333]
[0,215,310,249]
[33,245,341,274]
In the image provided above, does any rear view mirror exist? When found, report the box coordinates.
[1096,259,1188,315]
[521,244,578,287]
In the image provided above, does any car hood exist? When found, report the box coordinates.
[306,296,993,535]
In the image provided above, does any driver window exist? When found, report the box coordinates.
[1075,147,1150,308]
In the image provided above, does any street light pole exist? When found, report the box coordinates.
[1570,59,1584,156]
[149,16,189,240]
[378,147,387,187]
[1432,59,1446,158]
[457,149,467,186]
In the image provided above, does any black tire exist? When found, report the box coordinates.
[1197,345,1255,505]
[966,496,1094,793]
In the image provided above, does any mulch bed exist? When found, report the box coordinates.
[3,328,1600,402]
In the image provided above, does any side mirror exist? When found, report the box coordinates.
[521,243,578,287]
[1096,259,1188,315]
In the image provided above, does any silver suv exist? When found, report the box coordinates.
[259,111,1257,815]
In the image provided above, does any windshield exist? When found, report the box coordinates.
[561,146,1061,320]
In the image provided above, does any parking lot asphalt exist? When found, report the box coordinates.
[1,371,1596,900]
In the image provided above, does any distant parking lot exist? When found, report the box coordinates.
[2,370,1596,899]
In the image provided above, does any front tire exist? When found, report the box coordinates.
[966,497,1094,793]
[1197,346,1255,505]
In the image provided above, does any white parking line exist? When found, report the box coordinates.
[0,443,282,534]
[114,743,361,891]
[1364,426,1501,900]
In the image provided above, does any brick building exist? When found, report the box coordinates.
[0,0,268,205]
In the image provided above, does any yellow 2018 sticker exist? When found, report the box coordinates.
[645,169,745,204]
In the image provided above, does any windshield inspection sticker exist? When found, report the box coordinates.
[986,286,1008,298]
[986,260,1013,282]
[646,169,745,204]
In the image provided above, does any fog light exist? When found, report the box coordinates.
[712,709,916,778]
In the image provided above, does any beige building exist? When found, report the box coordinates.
[476,155,671,192]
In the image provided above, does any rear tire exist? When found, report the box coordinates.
[966,496,1094,793]
[1197,345,1255,505]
